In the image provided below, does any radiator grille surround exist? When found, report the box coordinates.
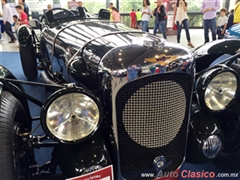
[115,73,193,179]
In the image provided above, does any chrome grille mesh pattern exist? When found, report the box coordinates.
[115,73,193,179]
[123,80,186,148]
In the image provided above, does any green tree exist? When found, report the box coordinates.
[84,1,106,13]
[187,0,202,12]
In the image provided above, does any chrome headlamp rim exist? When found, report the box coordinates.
[196,65,240,112]
[40,87,103,144]
[202,134,222,159]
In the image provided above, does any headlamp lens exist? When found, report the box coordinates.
[202,135,222,158]
[205,72,237,111]
[46,93,100,142]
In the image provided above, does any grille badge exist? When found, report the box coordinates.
[153,156,172,177]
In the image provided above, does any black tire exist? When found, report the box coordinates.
[19,44,38,80]
[0,91,30,180]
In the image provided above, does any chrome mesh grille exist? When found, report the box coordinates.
[123,80,186,148]
[115,73,193,179]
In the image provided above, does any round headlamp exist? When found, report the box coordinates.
[196,66,239,111]
[41,88,102,143]
[202,135,222,158]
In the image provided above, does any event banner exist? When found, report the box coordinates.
[68,0,79,10]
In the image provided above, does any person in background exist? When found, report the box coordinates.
[216,8,228,39]
[15,5,28,25]
[47,4,52,11]
[201,0,220,44]
[112,7,121,22]
[141,0,153,32]
[234,0,240,24]
[173,0,194,47]
[0,12,2,41]
[78,1,88,13]
[153,0,167,39]
[2,0,16,43]
[130,9,136,28]
[136,9,142,29]
[227,9,234,29]
[18,0,29,20]
[12,15,19,32]
[12,15,20,46]
[107,3,114,21]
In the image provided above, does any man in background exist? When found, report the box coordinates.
[136,9,142,29]
[201,0,220,43]
[0,11,2,41]
[15,5,28,25]
[18,0,29,20]
[227,9,234,29]
[78,1,88,13]
[1,0,16,43]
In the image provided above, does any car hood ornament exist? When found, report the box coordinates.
[153,156,172,178]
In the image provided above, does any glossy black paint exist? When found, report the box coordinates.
[56,131,112,178]
[186,102,223,163]
[193,39,240,73]
[37,18,197,178]
[8,7,240,179]
[214,101,240,150]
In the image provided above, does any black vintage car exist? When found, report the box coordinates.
[1,7,240,180]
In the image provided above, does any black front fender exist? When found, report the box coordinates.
[194,39,240,73]
[56,130,112,178]
[0,66,31,120]
[186,102,223,164]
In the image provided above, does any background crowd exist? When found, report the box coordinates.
[127,0,240,47]
[0,0,239,47]
[0,0,29,43]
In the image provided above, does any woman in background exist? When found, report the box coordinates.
[173,0,194,48]
[141,0,153,32]
[112,7,121,23]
